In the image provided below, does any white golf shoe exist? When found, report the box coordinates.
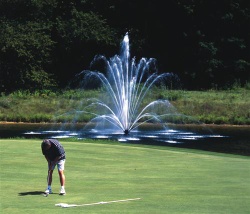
[44,188,52,194]
[59,187,66,195]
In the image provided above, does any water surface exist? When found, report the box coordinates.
[0,123,249,156]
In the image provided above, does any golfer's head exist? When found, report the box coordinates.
[41,139,51,152]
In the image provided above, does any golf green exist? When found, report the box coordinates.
[1,139,249,214]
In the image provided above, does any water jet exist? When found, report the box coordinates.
[70,32,181,135]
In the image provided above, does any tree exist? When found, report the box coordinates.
[156,0,250,89]
[0,0,249,92]
[0,19,56,92]
[0,0,118,92]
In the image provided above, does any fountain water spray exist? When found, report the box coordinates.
[22,34,225,142]
[67,33,181,135]
[21,34,226,142]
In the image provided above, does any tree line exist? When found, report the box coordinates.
[0,0,249,93]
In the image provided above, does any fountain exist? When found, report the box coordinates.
[20,33,227,145]
[69,32,181,135]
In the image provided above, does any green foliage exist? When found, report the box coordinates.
[0,88,249,125]
[244,81,250,90]
[0,19,56,91]
[0,0,118,92]
[0,98,11,109]
[1,0,249,92]
[55,9,117,46]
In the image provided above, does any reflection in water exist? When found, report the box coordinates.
[0,123,249,156]
[23,127,225,144]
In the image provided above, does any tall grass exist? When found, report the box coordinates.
[0,87,249,125]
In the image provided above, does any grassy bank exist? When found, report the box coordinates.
[1,139,249,214]
[0,88,249,125]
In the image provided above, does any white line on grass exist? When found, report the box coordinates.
[55,198,141,208]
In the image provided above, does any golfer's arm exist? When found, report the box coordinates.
[44,155,50,162]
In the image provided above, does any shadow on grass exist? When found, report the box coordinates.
[18,191,45,196]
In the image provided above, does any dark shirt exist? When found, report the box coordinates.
[42,139,66,161]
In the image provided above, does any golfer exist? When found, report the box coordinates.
[41,139,66,195]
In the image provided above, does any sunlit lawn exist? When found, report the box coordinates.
[1,139,250,214]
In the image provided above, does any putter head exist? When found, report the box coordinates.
[43,193,49,197]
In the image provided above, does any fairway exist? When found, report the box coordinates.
[1,139,250,214]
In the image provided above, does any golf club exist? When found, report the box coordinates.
[43,163,53,197]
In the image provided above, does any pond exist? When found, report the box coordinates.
[0,123,249,156]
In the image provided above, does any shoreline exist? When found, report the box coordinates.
[0,121,249,128]
[1,121,249,156]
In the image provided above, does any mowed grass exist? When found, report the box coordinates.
[1,139,250,214]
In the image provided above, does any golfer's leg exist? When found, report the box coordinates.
[57,159,66,186]
[58,170,66,195]
[48,170,53,185]
[58,170,65,186]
